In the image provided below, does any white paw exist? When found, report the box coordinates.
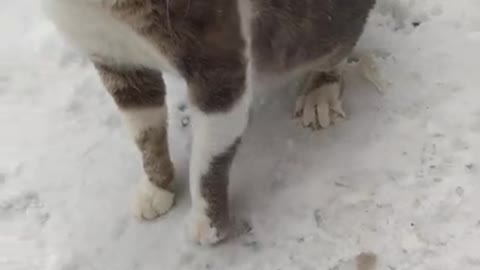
[187,210,222,246]
[295,83,346,130]
[133,178,174,220]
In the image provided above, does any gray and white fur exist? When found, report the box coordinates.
[43,0,376,245]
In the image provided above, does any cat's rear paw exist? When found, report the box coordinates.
[133,178,175,220]
[294,82,346,130]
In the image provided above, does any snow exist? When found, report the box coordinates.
[1,0,480,269]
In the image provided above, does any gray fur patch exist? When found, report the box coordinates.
[201,139,241,235]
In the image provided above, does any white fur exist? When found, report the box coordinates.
[295,81,346,129]
[237,0,253,49]
[187,210,220,246]
[120,107,167,138]
[187,89,252,245]
[43,0,177,73]
[133,177,174,220]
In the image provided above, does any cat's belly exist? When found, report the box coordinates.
[247,0,375,74]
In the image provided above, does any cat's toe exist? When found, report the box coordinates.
[133,178,175,220]
[187,209,226,246]
[295,84,346,130]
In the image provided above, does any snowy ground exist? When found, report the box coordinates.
[2,0,480,269]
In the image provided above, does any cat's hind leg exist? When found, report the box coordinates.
[294,69,346,130]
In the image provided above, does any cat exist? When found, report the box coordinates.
[43,0,376,245]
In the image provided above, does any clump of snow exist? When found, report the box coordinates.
[1,0,480,270]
